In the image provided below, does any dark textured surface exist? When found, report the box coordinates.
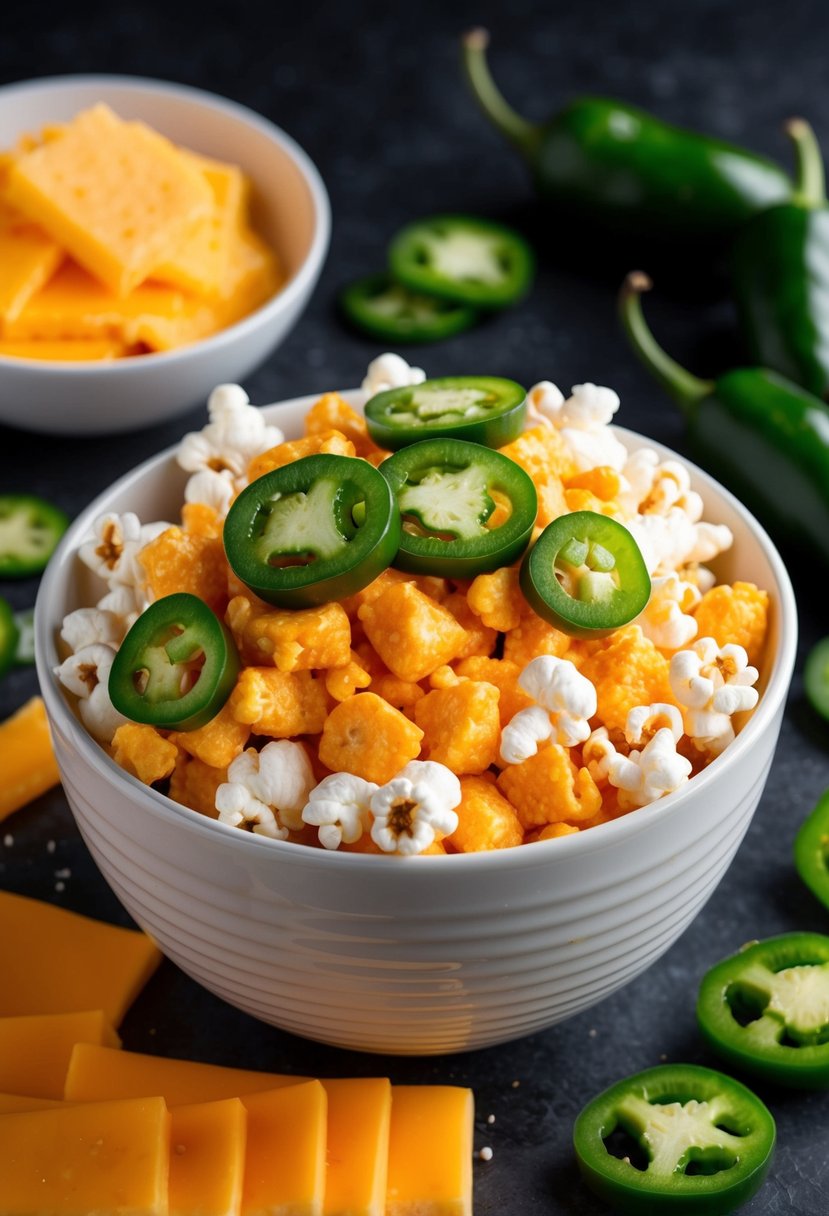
[1,1,828,1211]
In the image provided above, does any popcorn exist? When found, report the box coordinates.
[177,383,284,485]
[625,702,684,747]
[499,705,555,765]
[370,760,461,855]
[670,638,760,754]
[54,643,127,743]
[215,741,316,838]
[583,713,692,809]
[638,573,701,651]
[183,467,236,518]
[517,656,597,747]
[79,512,166,588]
[361,353,426,398]
[525,380,565,428]
[60,607,125,653]
[539,382,628,473]
[302,772,378,850]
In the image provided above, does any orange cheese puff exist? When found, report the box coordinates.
[358,582,467,684]
[170,703,250,768]
[564,466,622,501]
[0,697,61,821]
[503,611,571,669]
[499,425,578,483]
[443,592,498,660]
[139,527,228,617]
[534,822,580,841]
[318,692,423,785]
[693,581,769,668]
[181,502,223,539]
[535,475,570,528]
[466,566,525,632]
[578,625,675,735]
[497,744,603,829]
[341,567,415,618]
[324,653,372,702]
[453,656,534,727]
[226,596,351,672]
[564,487,619,517]
[168,754,227,818]
[414,682,501,776]
[228,669,328,737]
[247,430,355,484]
[447,776,523,852]
[111,724,179,786]
[303,392,381,458]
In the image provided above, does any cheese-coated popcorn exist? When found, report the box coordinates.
[499,425,577,484]
[324,654,372,702]
[358,582,467,683]
[448,775,523,852]
[304,391,382,458]
[111,723,179,786]
[139,527,228,616]
[246,429,355,484]
[415,680,501,775]
[319,692,423,785]
[229,667,328,737]
[181,500,224,538]
[227,595,351,671]
[497,743,603,828]
[579,626,674,734]
[454,656,535,726]
[503,612,570,669]
[693,582,769,668]
[467,566,525,633]
[443,591,498,660]
[168,754,227,818]
[170,702,250,767]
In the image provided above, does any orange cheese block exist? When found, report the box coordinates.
[64,1042,302,1105]
[0,337,127,360]
[6,103,212,295]
[0,224,62,322]
[0,696,61,822]
[323,1077,391,1216]
[240,1082,327,1216]
[0,1010,120,1099]
[4,259,186,343]
[0,1096,170,1215]
[170,1098,246,1216]
[0,1092,63,1114]
[386,1087,474,1216]
[0,890,162,1024]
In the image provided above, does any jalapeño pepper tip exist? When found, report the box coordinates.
[622,269,653,297]
[462,26,489,50]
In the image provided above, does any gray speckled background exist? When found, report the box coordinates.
[1,0,828,1211]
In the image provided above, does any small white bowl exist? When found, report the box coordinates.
[36,395,797,1054]
[0,76,330,435]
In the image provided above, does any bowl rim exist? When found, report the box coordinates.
[0,72,331,372]
[36,388,799,872]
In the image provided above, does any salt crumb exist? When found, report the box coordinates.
[55,868,71,879]
[46,840,56,854]
[659,1053,668,1062]
[479,1147,493,1162]
[511,1080,520,1089]
[588,1028,597,1038]
[3,834,12,847]
[486,1114,495,1125]
[55,882,65,893]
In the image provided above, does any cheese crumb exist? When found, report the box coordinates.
[46,840,56,853]
[2,835,12,847]
[486,1114,496,1125]
[479,1146,494,1162]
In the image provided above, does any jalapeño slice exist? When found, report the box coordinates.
[340,273,478,343]
[388,214,535,308]
[380,438,537,578]
[223,453,400,608]
[108,593,240,731]
[520,511,650,639]
[0,597,19,678]
[804,636,829,721]
[795,790,829,912]
[573,1063,775,1215]
[364,375,527,451]
[0,494,69,578]
[697,933,829,1089]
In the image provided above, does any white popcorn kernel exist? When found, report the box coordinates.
[79,512,143,585]
[177,383,284,483]
[55,643,127,743]
[219,741,317,835]
[370,760,461,856]
[583,726,618,784]
[183,468,236,518]
[499,705,555,765]
[685,521,734,564]
[562,382,621,430]
[60,607,125,653]
[517,656,597,748]
[361,353,426,398]
[638,573,701,651]
[619,728,693,807]
[215,782,285,839]
[670,638,759,756]
[302,772,379,850]
[525,380,565,428]
[617,448,661,517]
[559,426,628,474]
[625,703,684,747]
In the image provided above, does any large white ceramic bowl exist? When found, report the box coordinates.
[0,76,330,435]
[36,393,797,1054]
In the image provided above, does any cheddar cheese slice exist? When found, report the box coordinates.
[6,103,212,295]
[0,1092,63,1114]
[0,337,127,360]
[170,1098,246,1216]
[0,1009,120,1099]
[0,696,61,822]
[0,224,62,323]
[64,1042,301,1105]
[386,1087,474,1216]
[0,890,162,1024]
[323,1077,391,1216]
[0,1097,170,1216]
[241,1082,327,1216]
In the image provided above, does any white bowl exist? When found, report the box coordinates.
[0,76,330,435]
[36,394,798,1054]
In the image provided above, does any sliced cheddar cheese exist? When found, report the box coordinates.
[170,1098,246,1216]
[323,1077,391,1216]
[0,1010,120,1100]
[0,696,61,822]
[0,337,126,360]
[64,1042,301,1105]
[0,890,162,1024]
[0,1092,63,1114]
[386,1087,474,1216]
[6,103,212,295]
[0,1096,170,1216]
[0,224,62,323]
[241,1082,327,1216]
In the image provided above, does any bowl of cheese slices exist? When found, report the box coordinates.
[0,75,330,434]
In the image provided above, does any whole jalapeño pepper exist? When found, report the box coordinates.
[620,271,829,565]
[462,29,791,251]
[733,118,829,399]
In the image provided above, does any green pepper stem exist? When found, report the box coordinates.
[786,118,826,208]
[618,273,714,415]
[461,28,541,158]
